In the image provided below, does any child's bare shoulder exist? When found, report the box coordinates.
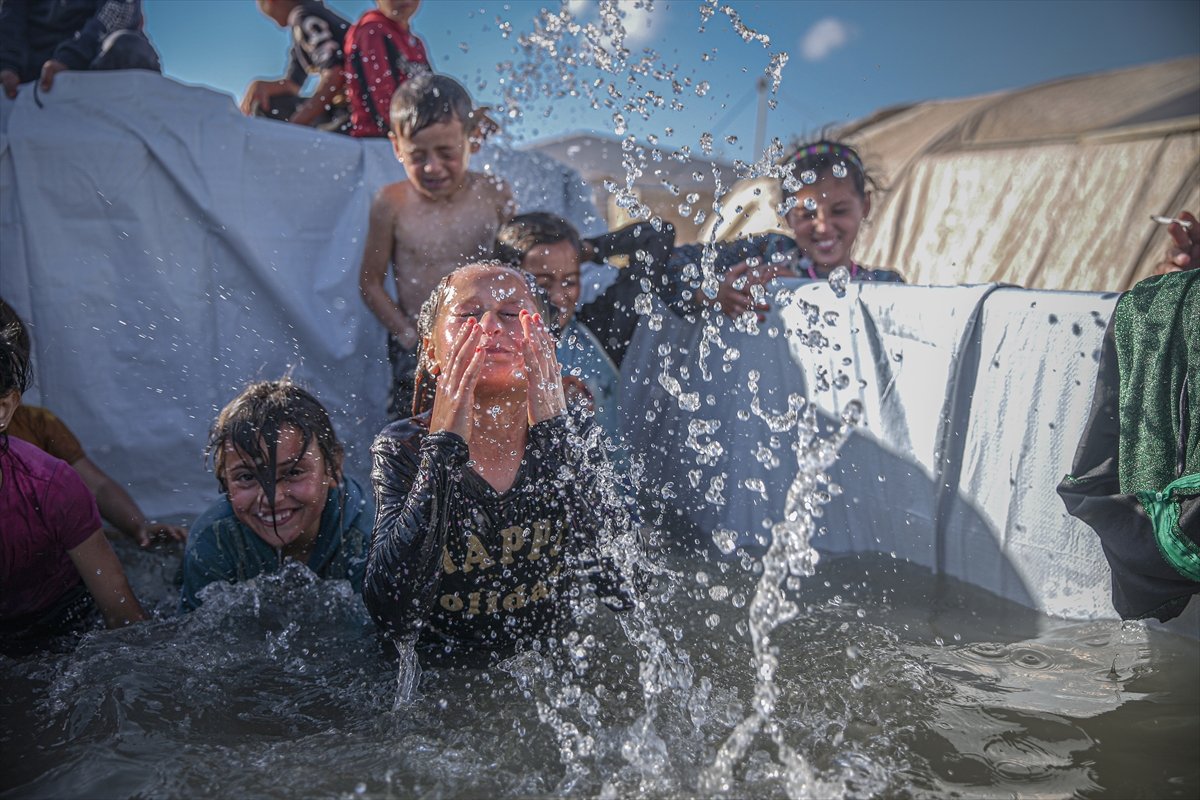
[466,171,512,207]
[373,179,417,211]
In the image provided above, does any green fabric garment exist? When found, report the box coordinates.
[1114,271,1199,493]
[1114,270,1199,583]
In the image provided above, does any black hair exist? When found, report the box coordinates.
[0,297,31,368]
[411,261,553,418]
[493,212,583,267]
[207,379,342,505]
[390,73,483,140]
[780,139,875,198]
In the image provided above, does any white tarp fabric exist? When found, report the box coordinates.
[0,72,602,515]
[620,281,1197,636]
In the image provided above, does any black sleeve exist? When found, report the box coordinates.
[0,0,28,75]
[1057,314,1198,622]
[362,425,469,640]
[52,0,140,71]
[537,415,645,611]
[575,220,677,366]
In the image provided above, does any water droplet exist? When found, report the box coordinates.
[831,162,847,179]
[800,169,817,185]
[828,265,851,297]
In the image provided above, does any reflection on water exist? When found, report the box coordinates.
[1,545,1195,799]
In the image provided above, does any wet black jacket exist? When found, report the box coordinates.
[0,0,142,79]
[363,413,639,652]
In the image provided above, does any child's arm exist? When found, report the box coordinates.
[359,190,418,347]
[70,456,187,546]
[67,529,147,628]
[362,429,467,641]
[288,67,346,127]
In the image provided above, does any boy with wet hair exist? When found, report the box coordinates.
[493,212,675,435]
[359,73,514,419]
[344,0,431,138]
[241,0,351,132]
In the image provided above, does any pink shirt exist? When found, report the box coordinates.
[0,437,100,620]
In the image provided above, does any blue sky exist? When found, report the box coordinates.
[143,0,1199,162]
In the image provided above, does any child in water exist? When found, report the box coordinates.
[670,139,903,320]
[1,322,145,650]
[178,380,373,612]
[363,262,640,665]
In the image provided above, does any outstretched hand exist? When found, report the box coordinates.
[428,317,486,441]
[520,310,566,425]
[135,521,188,548]
[1154,211,1199,275]
[704,259,799,317]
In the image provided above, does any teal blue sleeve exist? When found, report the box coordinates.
[177,501,239,613]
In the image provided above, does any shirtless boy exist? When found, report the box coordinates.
[358,73,515,418]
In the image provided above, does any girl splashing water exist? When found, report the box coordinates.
[178,380,373,612]
[363,262,641,671]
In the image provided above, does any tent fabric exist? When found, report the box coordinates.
[0,72,603,518]
[701,57,1200,293]
[620,281,1197,637]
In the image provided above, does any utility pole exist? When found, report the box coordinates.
[754,76,768,161]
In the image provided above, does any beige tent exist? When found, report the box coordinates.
[701,57,1199,292]
[525,132,736,242]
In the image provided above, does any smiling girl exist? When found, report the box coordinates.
[178,381,373,612]
[363,262,641,665]
[782,139,904,283]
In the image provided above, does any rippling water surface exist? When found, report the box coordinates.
[2,542,1196,799]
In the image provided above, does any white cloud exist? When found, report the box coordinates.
[618,2,661,45]
[800,18,853,62]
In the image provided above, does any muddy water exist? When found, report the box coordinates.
[1,544,1196,799]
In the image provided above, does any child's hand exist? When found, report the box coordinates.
[520,310,566,425]
[38,60,68,92]
[429,318,486,440]
[135,521,188,548]
[1155,211,1199,274]
[1,69,20,99]
[562,375,595,414]
[705,259,795,318]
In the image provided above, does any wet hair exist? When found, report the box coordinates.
[0,320,31,398]
[411,261,553,417]
[0,311,32,461]
[493,213,583,267]
[390,73,490,141]
[207,380,342,505]
[780,139,875,198]
[0,297,32,367]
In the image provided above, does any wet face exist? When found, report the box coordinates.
[522,240,580,329]
[391,117,475,201]
[222,425,338,558]
[784,172,871,272]
[377,0,420,25]
[428,266,539,390]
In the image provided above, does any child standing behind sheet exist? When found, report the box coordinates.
[358,73,515,419]
[1,321,145,652]
[241,0,351,132]
[493,213,676,435]
[178,380,373,612]
[344,0,431,139]
[668,139,903,321]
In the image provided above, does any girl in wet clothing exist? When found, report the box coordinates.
[669,139,903,320]
[178,380,372,612]
[363,262,641,664]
